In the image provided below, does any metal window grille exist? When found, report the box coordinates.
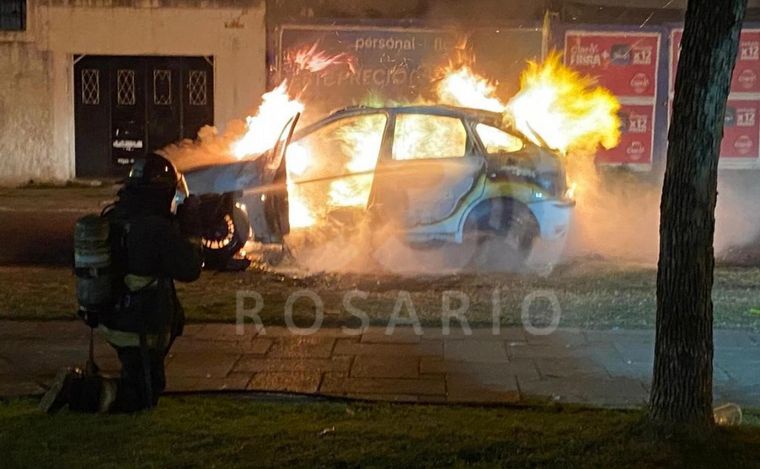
[81,69,100,105]
[153,69,172,105]
[117,69,136,106]
[188,70,207,106]
[0,0,25,31]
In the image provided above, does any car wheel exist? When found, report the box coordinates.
[464,199,538,272]
[201,205,251,270]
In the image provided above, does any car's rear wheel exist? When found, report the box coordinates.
[464,199,538,272]
[202,204,251,270]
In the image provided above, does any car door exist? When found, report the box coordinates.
[369,111,485,228]
[285,111,389,225]
[244,113,300,244]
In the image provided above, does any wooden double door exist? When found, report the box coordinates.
[74,55,214,178]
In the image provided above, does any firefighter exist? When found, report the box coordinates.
[40,153,203,413]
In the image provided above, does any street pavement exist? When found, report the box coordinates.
[0,186,115,265]
[0,321,758,408]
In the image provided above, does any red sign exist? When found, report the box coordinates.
[564,31,660,98]
[722,99,760,158]
[667,98,760,159]
[671,29,760,94]
[597,104,654,165]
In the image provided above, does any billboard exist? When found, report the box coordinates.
[275,24,543,119]
[669,28,760,164]
[666,98,760,160]
[670,29,760,94]
[597,103,655,165]
[564,31,661,99]
[564,30,661,168]
[722,99,760,158]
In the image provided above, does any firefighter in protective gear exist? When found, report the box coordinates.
[40,153,203,413]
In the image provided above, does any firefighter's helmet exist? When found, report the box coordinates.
[127,153,179,190]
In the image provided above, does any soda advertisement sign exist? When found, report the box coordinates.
[671,29,760,94]
[667,98,760,159]
[722,100,760,158]
[597,104,655,165]
[564,31,660,98]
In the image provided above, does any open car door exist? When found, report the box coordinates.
[243,112,300,244]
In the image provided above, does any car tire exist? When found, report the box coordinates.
[201,205,251,270]
[464,199,538,272]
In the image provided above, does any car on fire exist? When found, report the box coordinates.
[181,105,575,270]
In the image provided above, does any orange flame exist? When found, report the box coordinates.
[436,65,505,112]
[231,82,304,159]
[506,54,621,154]
[228,51,620,232]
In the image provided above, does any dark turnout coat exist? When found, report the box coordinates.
[101,191,203,343]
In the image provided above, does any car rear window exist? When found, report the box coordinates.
[392,114,467,160]
[476,123,524,154]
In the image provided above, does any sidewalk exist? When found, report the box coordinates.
[0,321,757,408]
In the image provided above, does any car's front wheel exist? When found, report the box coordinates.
[464,199,539,272]
[201,203,251,270]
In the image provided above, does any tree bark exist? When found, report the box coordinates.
[650,0,747,427]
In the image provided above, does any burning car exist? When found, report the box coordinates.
[181,104,574,271]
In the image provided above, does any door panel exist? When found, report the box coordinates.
[74,55,215,178]
[111,57,147,168]
[74,57,111,178]
[245,113,300,243]
[147,57,182,151]
[182,57,214,140]
[371,113,484,227]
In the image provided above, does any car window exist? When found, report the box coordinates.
[291,113,387,178]
[288,113,387,212]
[392,114,467,160]
[476,123,524,154]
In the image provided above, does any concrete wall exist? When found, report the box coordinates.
[0,0,266,184]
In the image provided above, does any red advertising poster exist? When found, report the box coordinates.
[722,99,760,158]
[564,31,660,98]
[667,98,760,159]
[671,29,760,94]
[597,104,654,165]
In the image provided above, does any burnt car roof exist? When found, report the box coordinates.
[330,104,503,120]
[294,104,508,138]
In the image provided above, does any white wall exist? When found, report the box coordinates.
[0,0,267,184]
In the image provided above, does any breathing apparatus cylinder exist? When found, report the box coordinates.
[74,214,113,323]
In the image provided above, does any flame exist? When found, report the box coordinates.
[436,65,505,112]
[435,57,620,155]
[226,51,620,234]
[327,114,386,207]
[231,82,304,159]
[505,54,621,154]
[227,82,317,229]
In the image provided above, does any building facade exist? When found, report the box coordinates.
[0,0,266,183]
[4,0,760,184]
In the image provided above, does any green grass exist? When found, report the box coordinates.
[0,397,758,468]
[2,261,759,331]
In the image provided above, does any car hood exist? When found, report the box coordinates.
[182,157,265,195]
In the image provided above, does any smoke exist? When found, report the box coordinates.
[161,121,246,172]
[285,217,493,275]
[563,153,760,264]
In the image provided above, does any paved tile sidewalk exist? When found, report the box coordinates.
[0,321,758,407]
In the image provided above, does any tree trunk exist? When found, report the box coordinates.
[650,0,747,427]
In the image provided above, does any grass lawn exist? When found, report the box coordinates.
[2,261,759,331]
[0,396,759,468]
